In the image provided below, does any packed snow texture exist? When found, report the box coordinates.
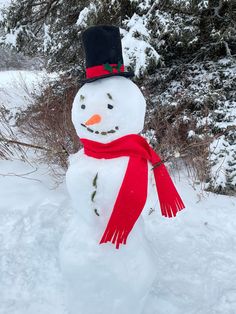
[1,158,236,314]
[0,160,70,314]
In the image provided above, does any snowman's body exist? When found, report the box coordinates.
[60,77,158,314]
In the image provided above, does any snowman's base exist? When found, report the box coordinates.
[65,278,148,314]
[60,218,156,314]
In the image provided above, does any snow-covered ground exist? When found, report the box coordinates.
[1,71,236,314]
[0,159,70,314]
[0,70,57,113]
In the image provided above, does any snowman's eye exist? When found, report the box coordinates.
[107,104,113,110]
[81,104,86,109]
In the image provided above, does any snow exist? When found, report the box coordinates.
[0,70,57,115]
[0,160,70,314]
[154,10,175,35]
[188,130,196,138]
[137,0,150,11]
[4,28,22,46]
[121,14,160,77]
[146,175,236,314]
[122,30,160,77]
[1,71,236,314]
[0,0,22,47]
[0,0,10,5]
[210,135,236,190]
[76,3,97,27]
[0,0,10,20]
[43,24,51,53]
[126,13,150,38]
[218,58,232,66]
[198,0,209,9]
[1,158,236,314]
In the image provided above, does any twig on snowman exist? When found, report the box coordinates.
[91,172,100,216]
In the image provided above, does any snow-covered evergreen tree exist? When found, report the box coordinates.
[1,0,235,75]
[1,0,235,193]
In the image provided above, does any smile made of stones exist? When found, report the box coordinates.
[81,123,119,135]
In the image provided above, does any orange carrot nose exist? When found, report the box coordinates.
[85,114,102,126]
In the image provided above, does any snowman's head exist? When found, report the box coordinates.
[72,76,146,143]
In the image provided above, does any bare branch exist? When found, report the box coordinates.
[0,137,68,154]
[0,167,42,183]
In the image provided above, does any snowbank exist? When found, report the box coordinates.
[1,159,236,314]
[0,70,57,113]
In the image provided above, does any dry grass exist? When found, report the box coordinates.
[144,100,212,184]
[0,105,29,161]
[16,76,80,177]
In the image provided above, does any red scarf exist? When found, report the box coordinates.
[80,134,185,249]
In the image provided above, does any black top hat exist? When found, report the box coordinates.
[82,25,134,83]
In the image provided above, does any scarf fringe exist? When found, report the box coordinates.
[159,197,185,217]
[154,164,185,218]
[100,227,128,249]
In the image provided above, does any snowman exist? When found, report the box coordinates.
[60,25,185,314]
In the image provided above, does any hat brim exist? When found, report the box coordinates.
[81,71,134,84]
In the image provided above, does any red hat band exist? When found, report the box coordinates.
[86,62,125,79]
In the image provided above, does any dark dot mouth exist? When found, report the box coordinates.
[81,123,119,135]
